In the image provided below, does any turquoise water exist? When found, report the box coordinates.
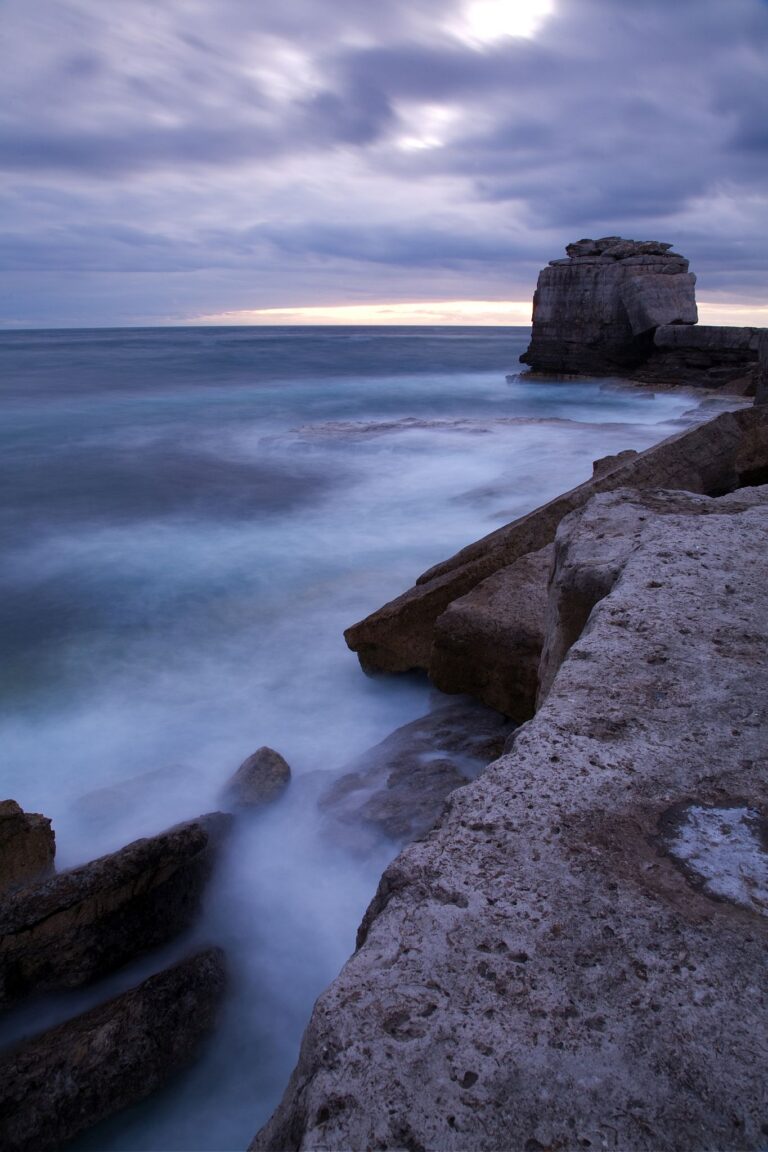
[0,326,727,1149]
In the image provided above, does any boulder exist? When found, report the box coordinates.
[429,545,553,721]
[520,237,696,374]
[0,802,54,897]
[254,488,768,1152]
[223,747,291,809]
[320,701,513,847]
[345,406,768,674]
[0,947,226,1152]
[0,812,231,1008]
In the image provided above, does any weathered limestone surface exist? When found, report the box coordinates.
[631,324,763,391]
[254,490,768,1152]
[520,237,696,374]
[345,406,768,674]
[320,701,513,848]
[0,812,231,1007]
[429,545,553,721]
[223,746,292,810]
[0,948,226,1152]
[0,802,55,897]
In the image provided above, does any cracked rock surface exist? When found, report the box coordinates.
[253,486,768,1152]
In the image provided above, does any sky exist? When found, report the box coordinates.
[1,0,767,328]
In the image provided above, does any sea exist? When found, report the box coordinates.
[0,325,738,1149]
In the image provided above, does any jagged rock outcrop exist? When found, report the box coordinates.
[0,812,231,1008]
[223,747,291,810]
[429,545,553,721]
[345,406,768,677]
[0,802,54,897]
[320,701,513,848]
[253,485,768,1152]
[520,237,697,375]
[0,947,226,1152]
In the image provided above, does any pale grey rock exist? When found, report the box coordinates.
[429,545,553,721]
[0,812,231,1008]
[0,947,226,1152]
[223,746,291,809]
[344,406,768,674]
[0,801,54,897]
[320,701,513,848]
[254,491,768,1152]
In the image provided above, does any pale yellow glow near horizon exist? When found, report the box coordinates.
[697,301,768,327]
[191,300,534,326]
[453,0,554,46]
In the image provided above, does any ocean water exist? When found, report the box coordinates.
[0,326,736,1149]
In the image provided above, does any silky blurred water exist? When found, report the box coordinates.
[0,326,735,1149]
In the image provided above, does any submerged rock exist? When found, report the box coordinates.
[254,485,768,1152]
[320,701,513,847]
[0,812,231,1008]
[0,802,55,897]
[0,947,226,1152]
[223,746,291,809]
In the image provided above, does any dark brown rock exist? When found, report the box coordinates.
[223,746,291,809]
[0,803,54,897]
[0,813,231,1008]
[320,701,513,846]
[345,407,768,674]
[0,947,226,1152]
[429,545,553,721]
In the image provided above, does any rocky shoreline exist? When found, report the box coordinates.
[253,242,768,1150]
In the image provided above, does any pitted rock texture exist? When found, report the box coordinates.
[0,812,231,1008]
[0,947,226,1152]
[320,700,513,849]
[0,802,55,897]
[520,237,696,374]
[429,545,553,720]
[254,489,768,1152]
[345,406,768,674]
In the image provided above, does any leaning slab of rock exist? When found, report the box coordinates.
[0,947,226,1152]
[429,545,553,721]
[254,488,768,1152]
[345,406,768,673]
[0,802,55,897]
[0,812,231,1008]
[320,701,513,847]
[223,746,291,809]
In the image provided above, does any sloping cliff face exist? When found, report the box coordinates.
[519,237,697,374]
[252,485,768,1152]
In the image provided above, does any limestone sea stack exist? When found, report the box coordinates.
[520,236,697,374]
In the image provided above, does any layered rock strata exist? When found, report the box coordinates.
[634,324,765,391]
[0,812,230,1007]
[0,947,226,1152]
[520,237,697,375]
[345,405,768,678]
[254,485,768,1152]
[0,803,54,897]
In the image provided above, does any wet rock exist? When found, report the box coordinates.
[223,747,291,809]
[0,803,54,897]
[429,545,553,721]
[0,947,226,1152]
[320,701,513,846]
[520,236,696,375]
[0,812,231,1008]
[254,487,768,1152]
[345,406,768,674]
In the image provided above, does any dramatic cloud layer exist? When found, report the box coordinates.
[1,0,767,326]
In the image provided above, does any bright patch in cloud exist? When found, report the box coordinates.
[191,300,533,326]
[452,0,554,46]
[697,301,768,327]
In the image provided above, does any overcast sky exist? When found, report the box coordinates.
[2,0,767,327]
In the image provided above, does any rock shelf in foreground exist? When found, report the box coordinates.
[254,485,768,1152]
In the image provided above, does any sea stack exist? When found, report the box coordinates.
[520,236,697,374]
